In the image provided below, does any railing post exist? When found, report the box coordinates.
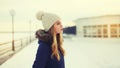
[29,20,31,43]
[21,39,23,48]
[12,40,15,51]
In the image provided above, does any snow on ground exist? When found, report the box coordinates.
[0,40,38,68]
[1,36,120,68]
[64,36,120,68]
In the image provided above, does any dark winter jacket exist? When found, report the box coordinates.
[32,29,65,68]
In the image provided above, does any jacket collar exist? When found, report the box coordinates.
[35,29,53,44]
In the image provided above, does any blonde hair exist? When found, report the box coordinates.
[49,26,65,61]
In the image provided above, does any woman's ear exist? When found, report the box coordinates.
[48,26,54,36]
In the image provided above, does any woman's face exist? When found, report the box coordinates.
[53,20,63,34]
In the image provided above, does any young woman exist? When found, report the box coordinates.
[32,11,65,68]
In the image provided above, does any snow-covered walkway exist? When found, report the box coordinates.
[1,36,120,68]
[0,40,38,68]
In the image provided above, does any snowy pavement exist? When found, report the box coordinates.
[0,40,38,68]
[1,36,120,68]
[64,37,120,68]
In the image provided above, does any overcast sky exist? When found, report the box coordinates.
[0,0,120,27]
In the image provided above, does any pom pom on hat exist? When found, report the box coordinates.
[36,11,60,32]
[36,11,44,20]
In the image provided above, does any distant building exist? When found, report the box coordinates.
[63,26,76,35]
[63,22,76,35]
[74,15,120,38]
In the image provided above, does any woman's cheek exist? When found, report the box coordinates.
[55,28,59,33]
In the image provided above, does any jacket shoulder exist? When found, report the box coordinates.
[38,40,51,48]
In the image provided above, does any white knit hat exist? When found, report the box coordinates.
[36,11,60,32]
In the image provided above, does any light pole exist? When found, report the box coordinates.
[10,9,15,51]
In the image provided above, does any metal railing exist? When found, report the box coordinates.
[0,36,36,65]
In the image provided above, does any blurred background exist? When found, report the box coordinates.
[0,0,120,68]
